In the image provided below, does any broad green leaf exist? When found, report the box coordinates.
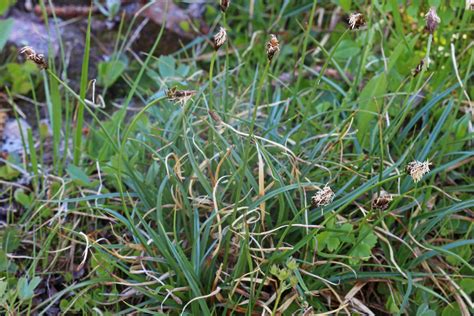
[326,235,341,252]
[4,62,37,94]
[0,250,7,271]
[350,225,378,263]
[338,0,352,11]
[14,189,32,208]
[179,20,190,32]
[0,164,20,180]
[317,222,353,252]
[176,64,190,77]
[158,55,176,78]
[387,36,417,74]
[0,18,13,51]
[441,304,461,316]
[98,57,128,88]
[356,73,387,143]
[338,223,354,242]
[417,303,436,316]
[333,40,360,61]
[2,227,20,252]
[0,280,7,299]
[17,276,41,300]
[60,299,70,312]
[91,251,111,278]
[386,294,400,314]
[446,245,472,266]
[0,249,17,272]
[66,164,92,186]
[317,231,340,252]
[459,279,474,294]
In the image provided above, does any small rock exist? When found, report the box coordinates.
[8,13,59,57]
[1,118,31,154]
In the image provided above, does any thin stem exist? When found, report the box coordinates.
[223,61,271,267]
[208,51,217,152]
[271,285,284,315]
[73,8,92,165]
[223,13,230,116]
[388,34,433,142]
[209,52,217,111]
[378,112,385,196]
[295,0,318,91]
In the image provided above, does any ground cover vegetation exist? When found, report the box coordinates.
[0,0,473,315]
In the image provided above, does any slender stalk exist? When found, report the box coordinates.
[271,285,284,315]
[42,71,60,171]
[388,34,433,142]
[223,13,230,116]
[119,1,168,119]
[289,0,317,123]
[378,110,385,196]
[28,75,45,169]
[73,8,92,165]
[27,129,38,192]
[295,0,318,91]
[208,51,217,150]
[222,61,271,267]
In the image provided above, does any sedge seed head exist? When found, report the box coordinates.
[412,59,425,77]
[19,46,48,69]
[266,34,280,61]
[311,186,334,207]
[371,190,393,210]
[425,7,440,34]
[213,27,227,50]
[348,13,365,30]
[166,87,196,105]
[406,160,432,183]
[220,0,230,12]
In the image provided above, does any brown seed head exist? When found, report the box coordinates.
[371,190,393,210]
[266,34,280,61]
[406,160,432,183]
[208,110,222,123]
[348,13,365,30]
[220,0,230,12]
[425,7,440,34]
[166,87,196,105]
[19,46,48,69]
[311,186,334,207]
[412,59,425,77]
[213,27,227,50]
